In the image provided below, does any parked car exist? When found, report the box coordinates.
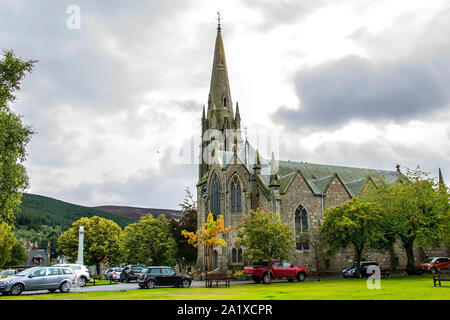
[53,263,90,286]
[0,270,18,278]
[105,267,124,281]
[342,261,379,278]
[137,266,191,289]
[243,260,307,283]
[120,265,145,283]
[0,266,76,296]
[416,257,450,274]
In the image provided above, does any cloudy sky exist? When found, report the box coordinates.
[1,0,449,209]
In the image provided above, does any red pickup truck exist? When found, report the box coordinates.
[243,260,307,283]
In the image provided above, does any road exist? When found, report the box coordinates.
[3,277,325,297]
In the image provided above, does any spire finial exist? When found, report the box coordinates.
[217,10,221,31]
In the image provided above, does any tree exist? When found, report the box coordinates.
[170,188,198,269]
[0,221,16,267]
[0,50,35,225]
[236,209,296,283]
[182,212,230,272]
[363,168,449,275]
[121,214,177,266]
[57,216,122,273]
[7,239,27,267]
[320,197,383,278]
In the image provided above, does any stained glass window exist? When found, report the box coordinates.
[295,205,309,250]
[230,176,242,213]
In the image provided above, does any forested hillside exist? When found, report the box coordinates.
[13,193,134,259]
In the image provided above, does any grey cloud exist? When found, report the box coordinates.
[272,4,450,130]
[42,148,197,208]
[273,54,450,129]
[242,0,329,31]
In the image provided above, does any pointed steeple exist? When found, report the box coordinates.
[439,168,445,186]
[234,102,241,129]
[253,150,261,171]
[207,17,233,129]
[269,152,280,187]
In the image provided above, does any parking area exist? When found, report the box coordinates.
[2,278,321,296]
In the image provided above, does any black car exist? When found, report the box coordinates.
[120,265,145,283]
[137,266,191,289]
[342,261,379,278]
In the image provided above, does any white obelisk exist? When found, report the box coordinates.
[76,226,84,265]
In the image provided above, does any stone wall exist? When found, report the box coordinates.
[197,165,449,274]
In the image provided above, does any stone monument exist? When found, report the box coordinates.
[76,226,84,265]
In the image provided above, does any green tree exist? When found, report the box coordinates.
[0,221,16,267]
[320,197,383,278]
[121,214,177,267]
[0,50,35,225]
[171,188,198,269]
[364,168,449,275]
[57,216,122,272]
[236,209,296,283]
[6,239,27,267]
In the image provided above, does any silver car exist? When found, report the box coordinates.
[0,266,76,296]
[53,263,91,287]
[105,267,123,281]
[0,270,18,278]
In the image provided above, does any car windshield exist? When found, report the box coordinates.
[16,268,36,277]
[423,258,434,263]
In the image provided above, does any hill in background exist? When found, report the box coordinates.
[93,205,184,221]
[16,193,135,230]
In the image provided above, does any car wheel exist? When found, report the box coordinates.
[262,273,271,284]
[252,276,261,284]
[78,277,87,287]
[297,272,306,282]
[181,279,191,288]
[60,281,71,293]
[146,280,156,289]
[9,283,23,296]
[48,289,57,293]
[431,267,438,275]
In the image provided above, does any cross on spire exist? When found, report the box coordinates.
[217,10,221,31]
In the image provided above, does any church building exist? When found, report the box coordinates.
[195,20,442,274]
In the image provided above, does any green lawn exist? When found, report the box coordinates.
[2,275,449,300]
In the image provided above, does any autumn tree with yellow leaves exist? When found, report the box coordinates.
[182,213,230,272]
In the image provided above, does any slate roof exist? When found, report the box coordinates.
[200,140,400,197]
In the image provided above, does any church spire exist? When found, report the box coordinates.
[439,167,445,186]
[207,13,233,129]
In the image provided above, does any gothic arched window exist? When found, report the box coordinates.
[232,248,237,263]
[214,250,218,269]
[238,248,243,263]
[210,173,220,218]
[295,205,309,250]
[230,176,242,213]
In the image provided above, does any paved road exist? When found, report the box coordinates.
[2,277,327,297]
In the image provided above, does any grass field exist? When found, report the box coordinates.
[2,275,449,300]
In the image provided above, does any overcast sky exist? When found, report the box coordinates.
[1,0,449,209]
